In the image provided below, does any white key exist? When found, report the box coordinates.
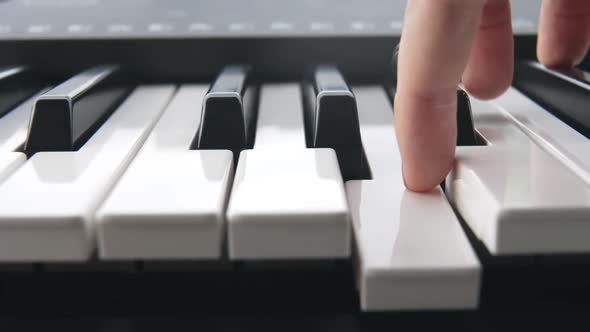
[0,91,44,183]
[347,86,480,311]
[0,85,175,262]
[0,153,25,184]
[96,85,234,260]
[447,97,590,255]
[226,84,350,259]
[492,87,590,185]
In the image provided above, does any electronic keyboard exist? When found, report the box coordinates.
[0,0,589,329]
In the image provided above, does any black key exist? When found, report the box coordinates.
[0,66,42,118]
[456,89,478,146]
[302,64,366,180]
[194,65,259,152]
[514,61,590,139]
[25,65,131,153]
[387,86,479,146]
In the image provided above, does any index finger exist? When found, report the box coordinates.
[394,0,486,192]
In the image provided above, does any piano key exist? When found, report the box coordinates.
[25,65,131,153]
[347,86,480,311]
[0,91,45,152]
[456,89,478,146]
[0,91,46,183]
[0,66,41,118]
[0,85,175,262]
[194,65,258,152]
[492,86,590,185]
[96,85,233,260]
[226,83,350,259]
[302,64,365,180]
[513,61,590,138]
[447,96,590,255]
[0,153,25,184]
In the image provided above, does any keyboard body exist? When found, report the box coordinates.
[0,0,590,330]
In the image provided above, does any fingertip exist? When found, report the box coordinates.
[394,91,457,193]
[537,42,586,68]
[402,157,454,192]
[462,0,513,100]
[537,0,590,68]
[463,69,512,100]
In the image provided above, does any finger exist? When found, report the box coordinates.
[538,0,590,67]
[395,0,486,192]
[463,0,514,99]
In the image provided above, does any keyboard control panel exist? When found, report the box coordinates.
[0,0,541,39]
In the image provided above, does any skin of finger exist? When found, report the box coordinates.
[538,0,590,67]
[463,0,514,100]
[395,0,486,192]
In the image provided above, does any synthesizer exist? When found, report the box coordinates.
[0,0,589,328]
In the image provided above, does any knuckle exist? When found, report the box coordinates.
[398,87,458,112]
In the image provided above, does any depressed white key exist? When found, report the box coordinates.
[447,97,590,255]
[493,87,590,185]
[0,85,175,262]
[347,86,480,311]
[226,83,350,259]
[0,91,45,183]
[96,85,233,260]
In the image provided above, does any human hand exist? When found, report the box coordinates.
[395,0,590,192]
